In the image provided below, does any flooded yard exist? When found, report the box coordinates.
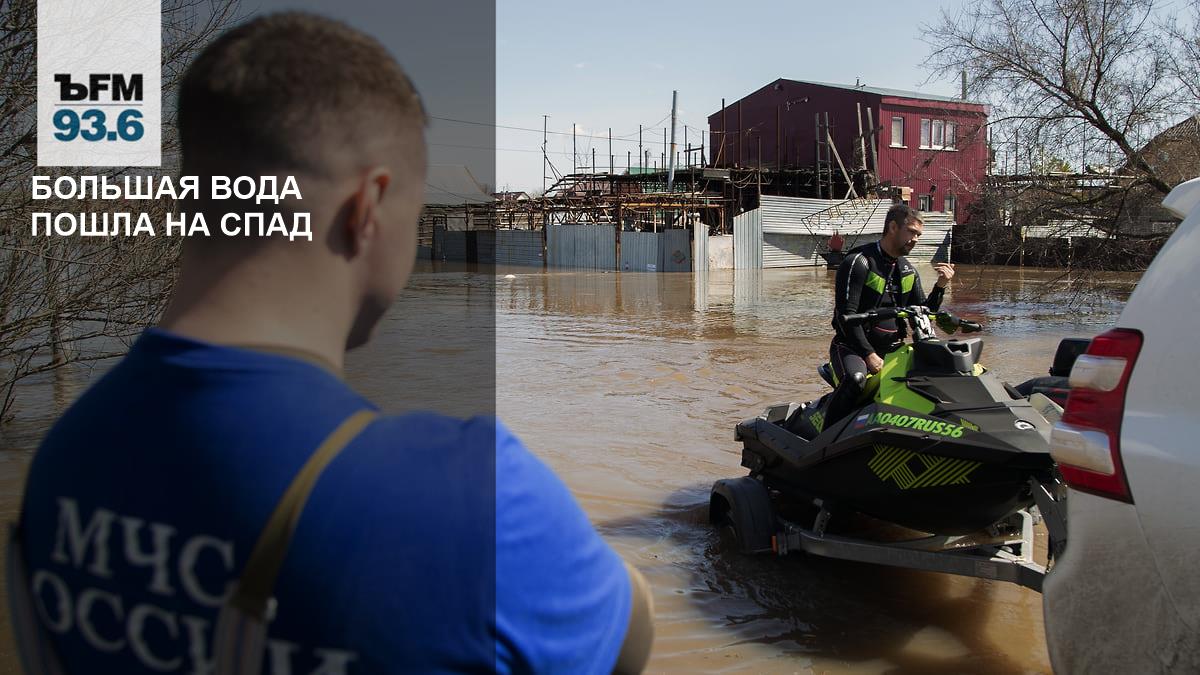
[0,262,1133,673]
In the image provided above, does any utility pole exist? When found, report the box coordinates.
[720,97,727,167]
[572,123,577,174]
[737,100,743,167]
[866,107,878,174]
[776,104,781,172]
[824,112,833,195]
[638,124,643,172]
[814,113,822,198]
[668,90,678,192]
[856,102,867,172]
[757,134,762,200]
[692,146,697,192]
[542,114,549,195]
[609,127,613,174]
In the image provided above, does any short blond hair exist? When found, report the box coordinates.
[178,12,426,178]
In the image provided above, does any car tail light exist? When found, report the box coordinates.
[1050,328,1143,503]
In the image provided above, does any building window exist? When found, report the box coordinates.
[945,195,957,213]
[931,120,945,149]
[918,194,932,211]
[890,117,905,147]
[919,119,959,150]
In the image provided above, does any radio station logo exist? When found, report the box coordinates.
[51,74,146,144]
[38,1,161,167]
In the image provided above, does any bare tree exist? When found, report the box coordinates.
[923,0,1200,299]
[0,0,241,422]
[924,0,1198,196]
[1165,2,1200,104]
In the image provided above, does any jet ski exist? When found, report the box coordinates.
[1013,336,1091,407]
[723,305,1061,537]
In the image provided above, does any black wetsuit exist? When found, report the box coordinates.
[826,242,944,424]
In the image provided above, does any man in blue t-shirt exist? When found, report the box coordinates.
[15,13,652,674]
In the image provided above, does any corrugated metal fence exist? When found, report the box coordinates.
[432,227,468,261]
[620,231,658,271]
[738,196,953,267]
[733,209,763,269]
[547,224,617,270]
[495,230,544,266]
[474,231,497,264]
[617,229,693,272]
[760,195,887,245]
[657,228,691,272]
[763,233,823,268]
[431,228,542,265]
[913,212,953,264]
[433,225,695,271]
[692,220,708,273]
[760,196,885,268]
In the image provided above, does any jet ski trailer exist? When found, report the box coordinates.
[710,307,1071,592]
[712,471,1066,592]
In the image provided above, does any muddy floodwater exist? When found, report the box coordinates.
[494,264,1130,674]
[0,263,1133,673]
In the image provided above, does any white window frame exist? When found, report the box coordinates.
[918,194,932,211]
[890,116,905,147]
[931,120,945,149]
[944,195,957,213]
[920,118,931,148]
[945,122,957,150]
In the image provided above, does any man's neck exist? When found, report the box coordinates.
[158,250,353,372]
[877,239,901,260]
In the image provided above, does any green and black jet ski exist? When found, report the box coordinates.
[733,305,1058,536]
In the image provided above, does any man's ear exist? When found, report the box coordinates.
[344,167,393,255]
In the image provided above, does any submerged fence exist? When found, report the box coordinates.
[433,228,544,266]
[547,224,617,270]
[431,224,694,272]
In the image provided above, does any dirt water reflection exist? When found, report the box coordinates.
[0,263,1131,673]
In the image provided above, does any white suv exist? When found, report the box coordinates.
[1044,176,1200,673]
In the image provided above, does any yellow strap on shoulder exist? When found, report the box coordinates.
[228,410,378,619]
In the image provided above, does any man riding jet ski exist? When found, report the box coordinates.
[717,203,1075,545]
[826,203,956,427]
[724,203,1066,536]
[727,300,1063,539]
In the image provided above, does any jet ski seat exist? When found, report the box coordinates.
[912,338,983,374]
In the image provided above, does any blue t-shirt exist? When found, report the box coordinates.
[18,328,631,674]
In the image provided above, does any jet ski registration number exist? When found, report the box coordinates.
[862,411,966,438]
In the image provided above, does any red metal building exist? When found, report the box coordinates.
[708,79,990,224]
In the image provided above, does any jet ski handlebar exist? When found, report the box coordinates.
[841,306,983,334]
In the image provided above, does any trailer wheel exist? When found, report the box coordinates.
[710,477,776,555]
[715,512,741,552]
